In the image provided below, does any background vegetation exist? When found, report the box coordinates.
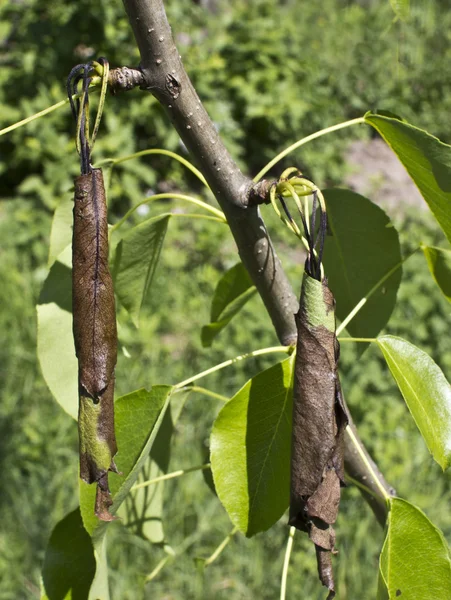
[1,0,451,598]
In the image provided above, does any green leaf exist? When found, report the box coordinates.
[119,388,190,543]
[48,193,73,268]
[113,214,171,326]
[41,508,96,600]
[377,336,451,470]
[201,262,257,347]
[377,498,451,599]
[389,0,410,21]
[323,189,402,339]
[422,245,451,302]
[210,355,294,537]
[365,112,451,244]
[80,385,173,537]
[37,245,78,420]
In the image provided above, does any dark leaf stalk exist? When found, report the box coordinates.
[68,61,119,521]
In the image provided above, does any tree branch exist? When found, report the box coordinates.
[121,0,394,524]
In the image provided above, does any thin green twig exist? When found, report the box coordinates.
[0,86,100,137]
[130,463,211,491]
[175,346,291,389]
[345,427,391,503]
[97,148,210,190]
[203,526,239,567]
[336,247,420,337]
[254,117,365,182]
[189,386,229,403]
[338,337,377,343]
[145,546,176,583]
[110,193,225,233]
[280,526,296,600]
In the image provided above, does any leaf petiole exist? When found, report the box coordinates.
[0,87,100,137]
[203,526,239,567]
[254,117,365,182]
[130,463,211,491]
[110,193,226,233]
[280,526,296,600]
[336,246,420,336]
[97,148,210,190]
[175,346,292,389]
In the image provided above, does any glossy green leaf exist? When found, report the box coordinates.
[201,262,257,347]
[323,189,402,339]
[37,245,78,420]
[48,194,73,268]
[422,245,451,302]
[210,355,294,537]
[41,508,96,600]
[389,0,409,21]
[378,336,451,470]
[113,214,171,326]
[377,498,451,599]
[80,385,173,537]
[119,388,190,543]
[365,112,451,244]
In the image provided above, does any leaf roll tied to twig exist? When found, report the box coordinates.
[269,171,348,598]
[290,272,348,598]
[68,60,119,520]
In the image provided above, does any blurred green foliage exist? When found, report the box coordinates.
[1,0,451,599]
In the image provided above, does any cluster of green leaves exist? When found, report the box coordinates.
[3,1,451,598]
[31,107,451,599]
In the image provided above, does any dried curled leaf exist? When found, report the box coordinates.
[290,274,348,599]
[73,169,118,520]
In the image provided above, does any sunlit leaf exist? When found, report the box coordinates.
[422,245,451,302]
[210,355,294,536]
[119,388,190,543]
[113,214,171,326]
[365,112,451,244]
[202,262,257,347]
[80,385,173,536]
[37,245,78,420]
[323,189,402,339]
[378,336,451,470]
[377,498,451,599]
[48,193,72,268]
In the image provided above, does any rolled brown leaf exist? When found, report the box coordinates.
[73,168,118,520]
[289,273,348,598]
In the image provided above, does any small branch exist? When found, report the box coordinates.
[108,66,145,93]
[122,0,300,346]
[122,0,395,524]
